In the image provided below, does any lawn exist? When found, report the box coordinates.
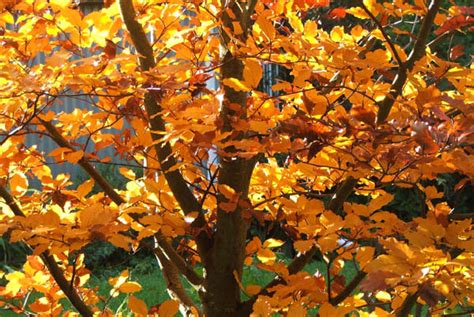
[1,252,354,316]
[80,254,356,315]
[0,253,450,316]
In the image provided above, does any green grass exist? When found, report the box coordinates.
[1,254,359,316]
[2,255,438,316]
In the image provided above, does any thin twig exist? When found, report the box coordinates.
[357,0,404,67]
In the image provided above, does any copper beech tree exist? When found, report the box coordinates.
[0,0,473,315]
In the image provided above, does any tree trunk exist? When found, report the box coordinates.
[201,52,256,316]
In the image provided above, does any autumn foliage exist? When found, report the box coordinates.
[0,0,473,316]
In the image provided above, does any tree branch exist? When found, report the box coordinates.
[118,0,211,272]
[118,0,202,216]
[200,1,262,314]
[154,234,204,285]
[116,0,212,307]
[39,118,125,205]
[153,240,202,316]
[39,118,203,307]
[357,0,404,67]
[328,176,358,214]
[397,291,419,317]
[448,212,474,221]
[442,308,474,316]
[376,0,442,124]
[0,185,93,316]
[38,118,204,288]
[237,176,358,315]
[330,270,367,305]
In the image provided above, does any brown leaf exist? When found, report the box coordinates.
[450,44,464,60]
[307,141,323,161]
[351,106,375,126]
[360,270,399,291]
[104,39,117,59]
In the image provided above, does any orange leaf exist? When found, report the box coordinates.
[158,300,179,317]
[245,285,262,296]
[243,59,262,88]
[128,295,148,316]
[9,173,28,196]
[294,240,314,254]
[48,147,72,159]
[218,201,238,213]
[64,150,84,164]
[217,184,237,200]
[119,167,136,180]
[77,179,94,198]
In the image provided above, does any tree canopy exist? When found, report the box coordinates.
[0,0,473,316]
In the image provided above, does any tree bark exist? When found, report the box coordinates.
[201,51,257,316]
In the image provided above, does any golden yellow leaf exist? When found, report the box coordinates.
[118,281,142,293]
[375,291,392,302]
[257,248,276,264]
[119,167,136,180]
[222,78,251,92]
[263,238,284,249]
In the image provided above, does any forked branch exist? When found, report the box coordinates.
[238,176,359,315]
[38,118,204,289]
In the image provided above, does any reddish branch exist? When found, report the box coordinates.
[118,0,211,270]
[39,118,125,205]
[153,242,200,315]
[330,270,367,305]
[196,0,262,313]
[376,0,442,124]
[448,212,474,221]
[0,185,93,316]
